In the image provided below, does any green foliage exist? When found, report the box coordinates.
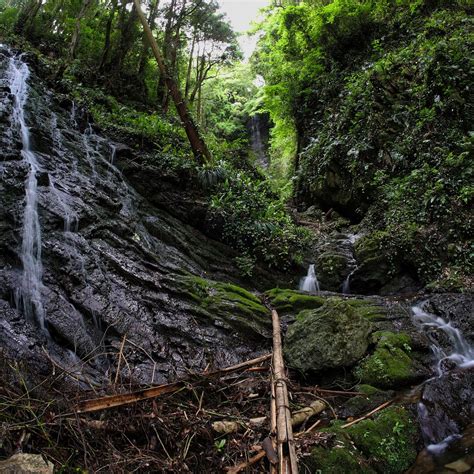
[255,0,473,289]
[207,160,311,272]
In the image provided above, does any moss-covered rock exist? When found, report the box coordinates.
[316,251,349,292]
[309,406,418,474]
[166,273,271,339]
[284,298,372,373]
[307,443,375,474]
[354,331,417,389]
[265,288,325,315]
[346,407,418,473]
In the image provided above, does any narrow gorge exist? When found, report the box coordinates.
[0,0,472,472]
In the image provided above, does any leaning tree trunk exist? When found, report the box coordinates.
[133,0,211,164]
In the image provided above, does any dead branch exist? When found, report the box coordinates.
[75,354,271,414]
[225,450,266,474]
[341,400,394,429]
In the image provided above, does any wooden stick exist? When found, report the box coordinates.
[270,372,278,474]
[114,335,127,385]
[271,309,298,474]
[341,400,393,429]
[225,450,266,473]
[75,353,271,414]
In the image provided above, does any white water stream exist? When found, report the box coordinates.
[7,53,46,330]
[299,264,320,293]
[412,303,474,375]
[412,302,474,455]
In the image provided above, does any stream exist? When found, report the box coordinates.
[0,45,472,472]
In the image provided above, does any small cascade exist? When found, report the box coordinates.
[412,303,474,375]
[299,264,320,293]
[250,115,268,169]
[110,144,117,163]
[49,177,78,232]
[341,233,361,294]
[82,123,98,179]
[342,268,357,295]
[7,52,46,330]
[412,302,474,455]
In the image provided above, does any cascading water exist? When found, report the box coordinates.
[299,264,320,293]
[7,52,46,330]
[412,303,474,375]
[250,115,268,169]
[412,302,474,455]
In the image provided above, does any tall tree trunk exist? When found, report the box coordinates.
[69,0,93,59]
[133,0,211,163]
[15,0,43,36]
[137,0,160,76]
[99,0,118,72]
[184,31,196,102]
[113,0,138,74]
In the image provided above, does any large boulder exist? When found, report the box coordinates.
[284,298,373,373]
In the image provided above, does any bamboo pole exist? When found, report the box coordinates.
[271,309,298,474]
[132,0,211,163]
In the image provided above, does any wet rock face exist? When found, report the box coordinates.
[419,370,474,446]
[0,47,270,385]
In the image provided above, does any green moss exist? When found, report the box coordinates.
[346,299,386,321]
[308,444,375,474]
[265,288,325,315]
[285,298,372,373]
[357,384,381,396]
[165,274,271,339]
[354,331,415,389]
[311,406,418,474]
[347,407,418,474]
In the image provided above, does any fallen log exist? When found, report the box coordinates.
[272,309,298,473]
[75,354,271,414]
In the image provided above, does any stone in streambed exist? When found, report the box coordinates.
[284,298,372,373]
[0,454,53,474]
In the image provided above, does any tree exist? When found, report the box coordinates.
[133,0,211,163]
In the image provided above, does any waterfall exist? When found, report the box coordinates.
[7,53,46,330]
[412,303,474,375]
[110,144,117,163]
[250,115,268,169]
[412,302,474,454]
[299,264,320,293]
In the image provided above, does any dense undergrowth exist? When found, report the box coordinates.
[254,0,474,291]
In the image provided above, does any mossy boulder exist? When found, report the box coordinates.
[307,443,375,474]
[265,288,325,315]
[346,407,419,473]
[284,298,372,373]
[316,251,350,292]
[166,273,271,339]
[308,407,418,474]
[354,331,418,389]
